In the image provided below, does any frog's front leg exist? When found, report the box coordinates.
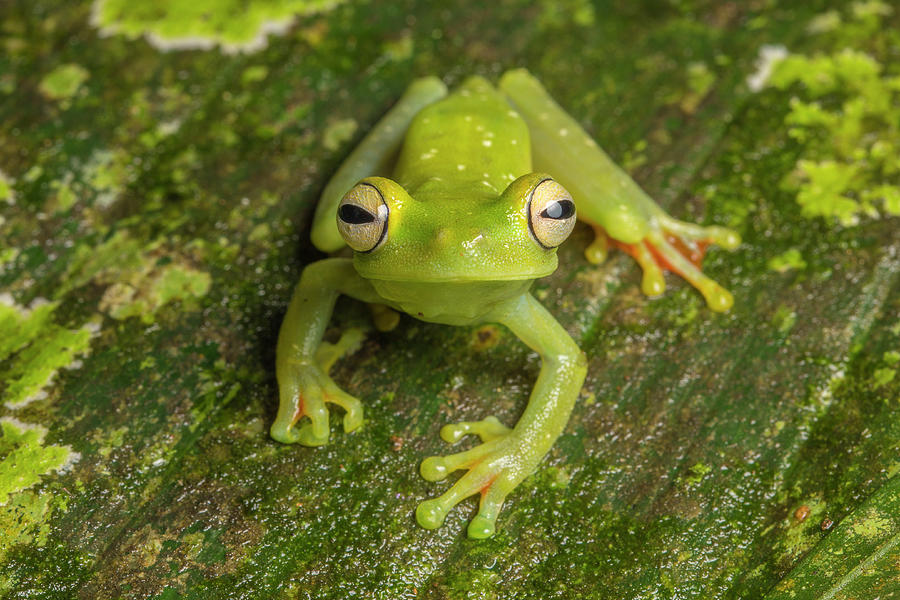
[273,258,385,446]
[416,294,586,538]
[499,69,740,312]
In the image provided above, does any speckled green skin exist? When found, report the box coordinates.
[273,75,588,538]
[1,0,899,598]
[273,71,742,538]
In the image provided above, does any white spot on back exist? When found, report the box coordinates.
[482,139,492,147]
[457,164,466,170]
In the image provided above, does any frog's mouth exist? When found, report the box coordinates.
[352,246,559,284]
[354,264,557,283]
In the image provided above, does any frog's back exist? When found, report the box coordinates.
[392,76,532,199]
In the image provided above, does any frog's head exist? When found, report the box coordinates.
[335,173,576,282]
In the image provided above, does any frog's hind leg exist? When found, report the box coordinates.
[499,68,740,312]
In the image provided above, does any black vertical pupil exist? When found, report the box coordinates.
[339,204,376,224]
[540,199,575,220]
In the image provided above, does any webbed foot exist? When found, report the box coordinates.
[416,416,531,539]
[586,217,740,312]
[273,329,365,446]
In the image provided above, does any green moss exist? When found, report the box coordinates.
[91,0,347,53]
[0,418,77,506]
[57,231,211,322]
[382,33,413,62]
[884,351,900,366]
[0,170,13,203]
[684,462,712,486]
[0,299,58,361]
[0,297,96,408]
[0,491,58,565]
[38,64,89,101]
[680,62,715,113]
[767,248,807,273]
[769,4,900,225]
[771,305,797,335]
[537,0,595,29]
[3,323,96,408]
[322,118,358,152]
[241,65,269,85]
[872,368,895,389]
[445,568,502,599]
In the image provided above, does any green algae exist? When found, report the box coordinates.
[101,263,211,322]
[91,0,347,53]
[38,64,89,101]
[0,491,56,564]
[679,61,716,114]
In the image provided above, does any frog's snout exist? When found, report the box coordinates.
[433,227,489,251]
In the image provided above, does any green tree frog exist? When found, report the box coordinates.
[273,69,740,538]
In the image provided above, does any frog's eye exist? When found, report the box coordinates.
[528,179,576,249]
[337,183,389,252]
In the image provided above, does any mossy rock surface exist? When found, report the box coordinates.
[1,1,899,598]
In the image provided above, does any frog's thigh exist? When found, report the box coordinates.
[499,69,651,245]
[312,76,449,252]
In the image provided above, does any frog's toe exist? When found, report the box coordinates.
[416,459,515,538]
[467,515,496,539]
[631,241,666,297]
[294,399,331,446]
[584,225,609,265]
[296,421,330,446]
[468,481,511,539]
[322,385,364,434]
[415,498,447,530]
[647,232,734,312]
[659,215,741,251]
[270,421,302,444]
[440,416,510,444]
[420,437,501,481]
[272,387,331,446]
[314,328,366,372]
